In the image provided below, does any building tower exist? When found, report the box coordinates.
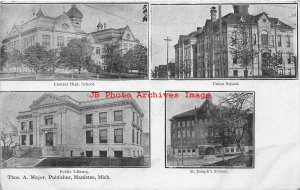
[67,4,83,28]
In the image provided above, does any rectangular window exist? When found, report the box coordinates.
[192,149,196,156]
[288,54,292,64]
[233,70,238,77]
[86,151,93,157]
[278,35,282,47]
[21,135,26,145]
[86,114,93,124]
[287,36,291,47]
[191,120,195,126]
[86,130,93,144]
[271,35,274,46]
[114,110,123,122]
[99,130,107,143]
[231,147,234,152]
[192,131,195,137]
[99,151,107,157]
[114,151,123,158]
[132,129,135,143]
[114,128,123,143]
[96,47,101,54]
[136,131,139,145]
[252,34,256,45]
[30,134,33,145]
[261,33,268,45]
[57,36,64,47]
[182,131,186,138]
[187,131,190,137]
[178,121,181,127]
[44,116,53,125]
[182,121,186,127]
[178,131,181,138]
[140,132,142,145]
[29,121,33,130]
[99,112,107,123]
[233,57,237,64]
[225,148,229,153]
[21,122,26,130]
[279,69,283,75]
[288,69,292,75]
[42,35,50,47]
[187,120,190,127]
[132,112,135,123]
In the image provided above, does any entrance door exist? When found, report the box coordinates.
[205,147,215,155]
[45,132,53,146]
[262,52,271,76]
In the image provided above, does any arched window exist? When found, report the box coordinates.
[62,23,69,31]
[261,31,268,45]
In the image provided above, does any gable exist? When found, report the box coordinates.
[121,27,136,41]
[53,14,77,33]
[30,94,64,109]
[9,25,20,37]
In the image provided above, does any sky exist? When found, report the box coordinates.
[0,92,150,132]
[151,4,297,70]
[165,92,254,145]
[0,4,148,45]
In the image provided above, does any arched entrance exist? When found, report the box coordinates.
[205,147,215,155]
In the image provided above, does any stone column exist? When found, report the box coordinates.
[36,114,41,147]
[61,111,66,145]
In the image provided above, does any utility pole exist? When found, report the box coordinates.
[164,37,172,79]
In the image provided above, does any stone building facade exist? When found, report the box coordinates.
[16,93,145,158]
[2,4,139,72]
[174,5,296,78]
[169,99,253,158]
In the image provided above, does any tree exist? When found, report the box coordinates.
[0,118,18,156]
[229,24,258,77]
[45,49,60,73]
[123,44,147,76]
[5,49,24,73]
[58,38,94,74]
[0,45,8,71]
[210,93,254,165]
[23,43,56,74]
[103,42,124,75]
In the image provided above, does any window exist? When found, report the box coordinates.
[178,121,181,127]
[271,35,274,46]
[233,70,238,77]
[136,131,139,144]
[62,23,69,30]
[187,131,190,137]
[99,130,107,143]
[114,129,123,143]
[86,114,93,124]
[278,35,282,47]
[287,36,291,47]
[114,110,123,122]
[129,44,133,49]
[30,134,33,145]
[86,130,93,144]
[225,148,229,153]
[123,43,128,52]
[133,150,136,157]
[187,120,190,127]
[191,120,195,126]
[261,31,268,45]
[57,36,64,47]
[288,69,292,75]
[231,147,234,152]
[178,131,181,138]
[86,151,93,157]
[182,121,186,127]
[192,131,195,137]
[132,129,135,143]
[99,151,107,157]
[21,122,26,130]
[42,35,50,47]
[29,121,33,130]
[279,69,283,75]
[288,54,292,64]
[140,133,142,145]
[132,112,136,123]
[44,116,53,125]
[99,112,107,123]
[96,47,101,55]
[252,34,256,45]
[187,149,191,156]
[233,56,237,64]
[114,151,123,158]
[182,131,186,138]
[21,135,26,145]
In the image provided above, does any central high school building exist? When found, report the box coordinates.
[16,93,145,158]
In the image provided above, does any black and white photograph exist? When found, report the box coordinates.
[0,3,148,80]
[166,91,254,168]
[152,4,297,79]
[0,91,150,167]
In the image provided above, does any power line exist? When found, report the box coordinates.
[83,4,145,25]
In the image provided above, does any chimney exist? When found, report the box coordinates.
[233,5,249,14]
[210,6,217,21]
[197,27,203,33]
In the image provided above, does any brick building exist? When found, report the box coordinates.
[16,93,145,158]
[2,4,139,72]
[169,99,253,158]
[174,5,296,78]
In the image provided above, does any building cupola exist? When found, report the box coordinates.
[67,4,83,28]
[233,5,249,15]
[210,6,217,21]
